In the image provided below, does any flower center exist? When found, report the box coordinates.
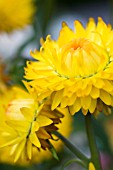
[67,38,92,51]
[58,38,109,78]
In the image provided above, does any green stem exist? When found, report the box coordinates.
[85,113,102,170]
[54,131,89,168]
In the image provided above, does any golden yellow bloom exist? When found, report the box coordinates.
[30,107,72,165]
[0,86,71,164]
[25,17,113,115]
[89,162,96,170]
[0,0,35,32]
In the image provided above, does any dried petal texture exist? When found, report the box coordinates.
[25,18,113,116]
[0,86,69,164]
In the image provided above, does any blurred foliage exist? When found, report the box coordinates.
[8,56,26,86]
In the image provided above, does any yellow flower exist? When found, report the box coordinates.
[25,17,113,116]
[0,0,35,32]
[0,86,71,164]
[30,107,72,165]
[89,162,96,170]
[0,108,72,166]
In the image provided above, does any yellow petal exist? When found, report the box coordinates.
[29,133,41,148]
[38,91,51,101]
[0,137,24,148]
[102,80,113,92]
[97,17,107,34]
[52,90,63,110]
[26,139,32,160]
[81,96,91,110]
[14,140,26,162]
[37,104,44,114]
[6,120,29,132]
[74,20,85,38]
[37,128,51,139]
[82,109,88,115]
[69,98,81,115]
[100,90,111,105]
[68,93,77,106]
[84,85,92,96]
[10,143,18,155]
[89,99,97,113]
[94,79,104,88]
[61,97,69,108]
[41,109,58,119]
[31,121,39,132]
[20,107,33,121]
[89,162,96,170]
[86,18,96,32]
[37,115,53,127]
[58,22,75,46]
[90,86,100,99]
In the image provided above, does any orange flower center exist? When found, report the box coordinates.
[59,38,109,78]
[69,38,92,51]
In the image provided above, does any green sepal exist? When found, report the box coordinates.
[48,140,59,161]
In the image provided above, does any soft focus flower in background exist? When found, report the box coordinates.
[0,0,36,60]
[0,85,72,164]
[0,0,35,33]
[25,17,113,116]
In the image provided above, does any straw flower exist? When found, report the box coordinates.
[0,86,68,163]
[25,17,113,116]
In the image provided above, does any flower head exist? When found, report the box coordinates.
[0,86,71,164]
[30,105,72,165]
[0,0,35,32]
[25,17,113,116]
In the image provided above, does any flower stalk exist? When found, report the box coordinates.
[85,113,102,170]
[54,131,89,168]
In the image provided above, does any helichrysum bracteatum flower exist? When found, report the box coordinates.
[25,17,113,116]
[0,86,72,164]
[0,0,35,32]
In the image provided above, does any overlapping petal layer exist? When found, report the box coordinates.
[0,86,71,164]
[25,18,113,115]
